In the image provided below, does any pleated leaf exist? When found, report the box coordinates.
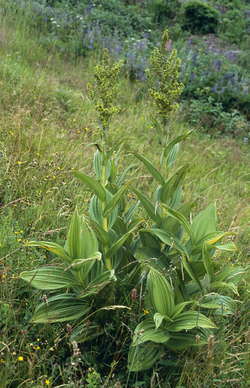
[160,204,195,243]
[202,245,214,282]
[170,301,193,319]
[131,188,162,224]
[159,164,189,203]
[165,328,210,350]
[32,294,90,323]
[103,179,136,218]
[86,217,110,246]
[102,137,131,166]
[24,241,71,264]
[200,295,237,315]
[133,319,171,346]
[128,341,164,372]
[93,150,111,181]
[167,311,216,332]
[182,255,203,292]
[141,228,189,258]
[147,269,174,317]
[73,171,106,201]
[163,131,193,161]
[191,202,217,244]
[133,153,165,186]
[20,267,80,290]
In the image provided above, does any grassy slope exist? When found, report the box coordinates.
[0,10,250,388]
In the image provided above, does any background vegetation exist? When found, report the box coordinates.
[0,0,250,387]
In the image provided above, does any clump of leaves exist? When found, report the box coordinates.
[20,30,248,381]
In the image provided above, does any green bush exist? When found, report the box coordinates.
[148,0,181,24]
[180,1,220,34]
[220,9,249,45]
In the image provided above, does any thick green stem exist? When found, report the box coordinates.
[101,162,111,270]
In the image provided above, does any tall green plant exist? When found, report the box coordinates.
[20,30,248,379]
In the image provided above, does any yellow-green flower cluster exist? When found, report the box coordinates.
[87,49,122,138]
[145,30,184,127]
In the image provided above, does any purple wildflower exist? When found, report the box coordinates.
[193,52,197,65]
[217,59,222,70]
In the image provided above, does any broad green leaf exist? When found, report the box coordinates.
[86,217,110,246]
[65,252,102,272]
[93,150,111,181]
[170,302,193,319]
[116,164,134,187]
[103,179,136,218]
[202,245,214,282]
[106,231,133,260]
[165,328,210,350]
[182,255,203,293]
[65,210,99,283]
[103,137,131,166]
[124,201,140,224]
[89,195,103,225]
[128,340,164,372]
[210,281,239,295]
[166,185,182,209]
[159,164,189,203]
[154,313,173,329]
[141,228,189,258]
[24,241,71,264]
[109,158,117,183]
[79,269,116,298]
[133,153,165,186]
[137,247,171,271]
[89,192,118,230]
[175,269,190,304]
[160,201,196,234]
[154,313,164,329]
[163,131,193,161]
[66,210,98,260]
[32,294,90,323]
[147,269,174,317]
[213,266,248,285]
[20,267,80,290]
[139,231,162,251]
[200,294,237,315]
[160,204,195,243]
[73,171,106,201]
[131,188,162,224]
[191,202,217,244]
[133,319,171,345]
[167,311,216,332]
[213,242,238,252]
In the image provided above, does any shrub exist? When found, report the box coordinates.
[148,0,181,24]
[180,1,220,35]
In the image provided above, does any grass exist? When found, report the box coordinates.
[0,6,250,388]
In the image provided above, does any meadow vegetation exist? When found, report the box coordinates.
[1,1,250,387]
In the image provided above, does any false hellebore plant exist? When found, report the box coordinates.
[20,31,248,373]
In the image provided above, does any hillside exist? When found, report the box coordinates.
[1,1,250,387]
